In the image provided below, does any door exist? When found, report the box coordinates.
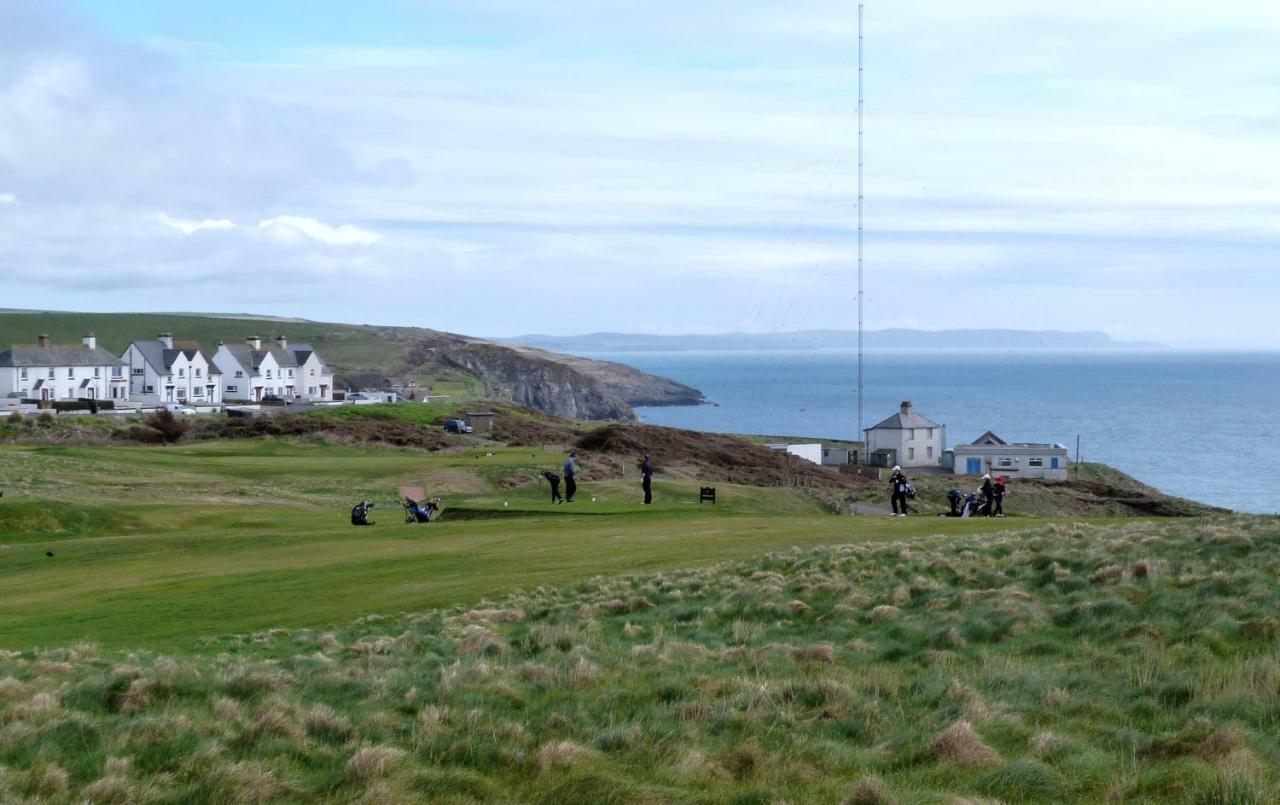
[1050,457,1060,469]
[966,458,983,475]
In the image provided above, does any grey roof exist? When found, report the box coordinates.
[222,344,297,372]
[867,409,942,431]
[129,340,221,376]
[0,344,126,368]
[289,343,330,372]
[973,431,1007,446]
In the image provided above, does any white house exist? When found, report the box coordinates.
[212,336,295,402]
[864,401,946,469]
[0,333,129,402]
[122,333,222,405]
[953,431,1070,482]
[276,336,334,402]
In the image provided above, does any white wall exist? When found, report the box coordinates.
[4,363,125,401]
[867,426,944,468]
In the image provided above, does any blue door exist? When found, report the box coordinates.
[967,458,983,475]
[1050,457,1060,469]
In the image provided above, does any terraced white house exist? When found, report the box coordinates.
[0,333,129,402]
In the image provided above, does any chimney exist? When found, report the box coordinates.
[247,336,262,350]
[900,401,912,416]
[274,334,288,351]
[37,333,50,348]
[158,332,173,349]
[82,332,96,350]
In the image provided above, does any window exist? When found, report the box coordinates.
[132,368,145,375]
[928,428,935,438]
[266,370,273,379]
[19,368,27,380]
[309,369,315,376]
[308,387,316,395]
[179,369,185,378]
[94,368,100,378]
[226,385,238,393]
[998,458,1014,468]
[927,446,934,459]
[48,369,55,379]
[908,447,915,460]
[234,370,243,378]
[195,368,201,378]
[67,368,75,378]
[143,385,154,393]
[287,369,294,378]
[112,367,122,377]
[1029,457,1045,468]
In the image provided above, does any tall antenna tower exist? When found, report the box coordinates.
[857,2,865,451]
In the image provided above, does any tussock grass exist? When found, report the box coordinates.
[0,517,1278,801]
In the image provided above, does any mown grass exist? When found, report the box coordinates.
[0,517,1276,802]
[0,440,1047,651]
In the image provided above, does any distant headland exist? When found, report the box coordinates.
[504,329,1165,353]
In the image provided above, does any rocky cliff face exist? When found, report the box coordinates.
[440,342,637,420]
[358,329,705,421]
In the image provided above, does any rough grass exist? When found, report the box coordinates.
[0,516,1277,801]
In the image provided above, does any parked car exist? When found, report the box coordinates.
[346,392,375,401]
[443,419,473,434]
[164,403,197,415]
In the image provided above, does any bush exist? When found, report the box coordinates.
[143,409,189,444]
[37,412,55,426]
[7,411,23,426]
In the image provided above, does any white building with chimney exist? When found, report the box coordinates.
[274,336,334,402]
[0,333,129,402]
[212,336,291,402]
[121,333,222,405]
[864,401,947,469]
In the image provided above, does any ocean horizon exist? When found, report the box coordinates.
[582,348,1280,516]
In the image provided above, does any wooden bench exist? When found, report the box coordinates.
[699,486,716,504]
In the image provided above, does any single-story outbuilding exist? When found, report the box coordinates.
[953,431,1070,482]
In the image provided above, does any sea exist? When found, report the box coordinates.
[581,350,1280,515]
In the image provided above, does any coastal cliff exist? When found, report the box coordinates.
[404,336,706,421]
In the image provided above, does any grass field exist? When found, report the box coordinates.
[0,439,1052,652]
[2,433,1272,802]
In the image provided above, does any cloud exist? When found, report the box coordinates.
[157,213,235,235]
[257,215,382,247]
[1,1,1279,347]
[155,212,381,247]
[0,193,15,204]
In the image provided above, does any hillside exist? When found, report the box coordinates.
[0,310,704,420]
[1,517,1275,802]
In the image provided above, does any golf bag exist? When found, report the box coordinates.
[351,500,375,526]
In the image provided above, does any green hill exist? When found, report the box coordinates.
[0,310,704,419]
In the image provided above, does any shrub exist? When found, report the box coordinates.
[37,412,55,426]
[142,409,188,444]
[6,411,23,426]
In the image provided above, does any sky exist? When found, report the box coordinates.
[1,1,1278,348]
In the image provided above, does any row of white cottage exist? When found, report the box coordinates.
[0,333,334,405]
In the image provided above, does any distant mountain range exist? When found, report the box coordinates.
[505,329,1164,352]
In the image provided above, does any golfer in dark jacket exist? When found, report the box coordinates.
[641,453,653,504]
[992,476,1007,517]
[889,466,910,516]
[542,470,562,503]
[563,452,577,502]
[980,474,995,516]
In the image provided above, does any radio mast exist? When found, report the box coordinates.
[857,2,865,453]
